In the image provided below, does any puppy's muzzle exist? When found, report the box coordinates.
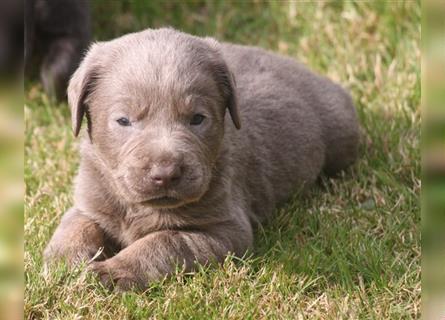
[149,161,183,188]
[125,153,186,196]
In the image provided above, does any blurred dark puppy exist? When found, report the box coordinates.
[0,0,23,78]
[25,0,91,101]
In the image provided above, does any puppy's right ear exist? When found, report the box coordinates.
[67,43,102,138]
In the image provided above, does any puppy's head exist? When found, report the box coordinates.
[68,28,240,208]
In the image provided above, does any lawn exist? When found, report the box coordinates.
[24,1,421,319]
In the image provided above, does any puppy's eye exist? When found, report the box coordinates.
[190,114,206,126]
[117,117,131,126]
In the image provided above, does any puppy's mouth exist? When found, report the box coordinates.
[141,196,183,208]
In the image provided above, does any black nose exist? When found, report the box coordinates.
[149,162,182,188]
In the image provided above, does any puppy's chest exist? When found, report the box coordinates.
[104,207,183,247]
[97,206,213,248]
[112,212,159,247]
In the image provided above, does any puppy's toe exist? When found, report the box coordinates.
[89,261,114,289]
[89,260,140,291]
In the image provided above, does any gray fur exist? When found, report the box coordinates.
[44,28,359,290]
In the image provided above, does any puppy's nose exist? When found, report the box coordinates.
[149,163,182,187]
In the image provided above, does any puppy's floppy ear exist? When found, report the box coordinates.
[205,37,241,130]
[224,70,241,130]
[67,43,102,138]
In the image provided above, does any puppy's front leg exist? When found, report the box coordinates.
[44,207,106,265]
[90,224,251,291]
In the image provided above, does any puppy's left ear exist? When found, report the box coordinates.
[205,37,241,130]
[225,71,241,130]
[67,43,103,138]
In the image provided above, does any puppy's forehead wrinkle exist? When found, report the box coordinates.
[105,33,216,94]
[107,75,194,118]
[113,43,182,84]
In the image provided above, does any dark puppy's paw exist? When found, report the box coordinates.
[89,259,143,291]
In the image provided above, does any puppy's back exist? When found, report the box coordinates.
[220,44,359,218]
[222,43,359,174]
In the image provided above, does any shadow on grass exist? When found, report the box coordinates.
[250,107,419,293]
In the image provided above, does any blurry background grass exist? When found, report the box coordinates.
[25,1,421,319]
[0,82,23,320]
[422,0,445,318]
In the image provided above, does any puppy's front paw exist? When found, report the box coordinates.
[89,259,142,291]
[44,210,107,267]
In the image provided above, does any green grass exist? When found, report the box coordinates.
[25,1,420,319]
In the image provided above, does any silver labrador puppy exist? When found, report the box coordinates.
[44,28,359,290]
